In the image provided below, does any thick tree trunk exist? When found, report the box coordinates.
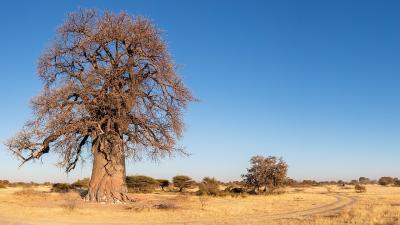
[86,136,130,203]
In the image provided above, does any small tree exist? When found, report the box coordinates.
[126,176,159,193]
[378,177,394,186]
[156,179,170,191]
[242,155,288,193]
[172,175,194,192]
[359,177,370,185]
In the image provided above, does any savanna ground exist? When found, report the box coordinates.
[0,185,399,225]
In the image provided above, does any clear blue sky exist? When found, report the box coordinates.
[0,0,399,183]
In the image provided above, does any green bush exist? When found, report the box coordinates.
[72,178,90,189]
[378,177,394,186]
[51,183,72,193]
[156,179,170,191]
[0,184,6,189]
[126,175,158,193]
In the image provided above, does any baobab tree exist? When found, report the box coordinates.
[6,9,194,203]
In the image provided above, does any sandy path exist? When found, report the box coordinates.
[0,193,357,225]
[162,193,358,225]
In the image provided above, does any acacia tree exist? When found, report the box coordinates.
[242,156,288,193]
[156,179,170,191]
[6,9,194,203]
[172,175,194,192]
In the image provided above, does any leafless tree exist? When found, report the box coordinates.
[6,9,194,203]
[242,156,288,193]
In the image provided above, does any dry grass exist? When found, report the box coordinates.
[13,187,47,198]
[61,196,78,213]
[0,185,398,224]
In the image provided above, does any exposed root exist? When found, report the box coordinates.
[85,189,132,203]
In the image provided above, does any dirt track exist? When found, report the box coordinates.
[0,193,357,225]
[164,193,358,225]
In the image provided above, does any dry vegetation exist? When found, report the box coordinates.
[2,7,399,225]
[0,184,399,224]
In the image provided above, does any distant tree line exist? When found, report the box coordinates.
[1,155,399,196]
[283,176,400,187]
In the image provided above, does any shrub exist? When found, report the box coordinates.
[72,178,90,189]
[126,175,158,193]
[337,180,345,186]
[302,180,320,186]
[156,179,170,191]
[378,177,394,186]
[350,180,359,185]
[9,182,31,188]
[0,180,9,188]
[285,178,297,186]
[51,183,72,193]
[394,178,400,187]
[0,180,10,186]
[359,177,370,184]
[197,177,220,196]
[153,203,176,210]
[355,184,366,193]
[30,181,40,186]
[225,186,246,197]
[172,175,195,192]
[226,186,245,194]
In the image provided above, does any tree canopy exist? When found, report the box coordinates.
[242,155,288,193]
[6,9,194,202]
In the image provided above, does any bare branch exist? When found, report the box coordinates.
[8,9,194,174]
